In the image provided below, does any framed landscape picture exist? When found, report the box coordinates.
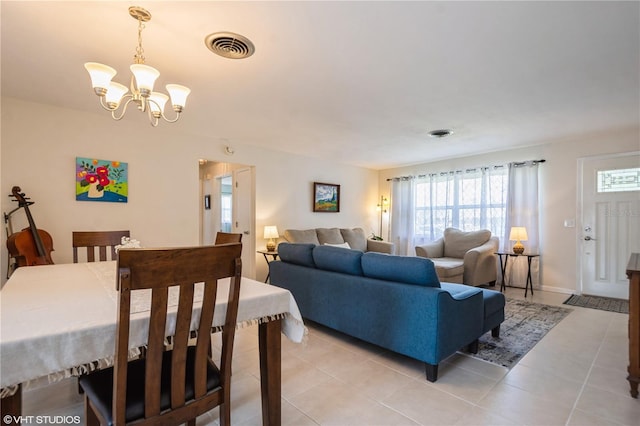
[313,182,340,212]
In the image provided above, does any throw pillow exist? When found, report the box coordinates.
[324,242,351,249]
[443,228,491,259]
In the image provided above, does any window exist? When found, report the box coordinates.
[597,167,640,193]
[220,176,233,232]
[414,167,509,241]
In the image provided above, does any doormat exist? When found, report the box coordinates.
[466,299,572,369]
[563,294,629,314]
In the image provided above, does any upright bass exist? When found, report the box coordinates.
[6,186,54,267]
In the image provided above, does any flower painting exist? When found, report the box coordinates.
[76,157,128,202]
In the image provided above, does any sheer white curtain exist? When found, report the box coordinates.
[413,167,508,243]
[389,177,416,256]
[504,161,540,287]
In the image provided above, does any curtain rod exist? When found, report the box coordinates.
[386,159,546,181]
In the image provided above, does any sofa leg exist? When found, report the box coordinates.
[467,339,479,354]
[425,363,438,382]
[491,325,500,338]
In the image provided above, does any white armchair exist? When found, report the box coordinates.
[416,228,498,286]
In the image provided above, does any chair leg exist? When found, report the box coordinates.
[220,401,231,426]
[491,325,500,338]
[84,398,100,426]
[425,363,438,382]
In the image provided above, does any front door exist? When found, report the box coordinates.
[579,152,640,299]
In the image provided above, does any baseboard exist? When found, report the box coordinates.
[539,284,574,295]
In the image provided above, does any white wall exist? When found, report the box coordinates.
[1,98,380,283]
[379,126,640,294]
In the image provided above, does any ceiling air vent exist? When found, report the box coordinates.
[428,129,453,138]
[205,32,255,59]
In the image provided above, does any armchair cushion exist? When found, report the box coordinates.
[443,228,491,258]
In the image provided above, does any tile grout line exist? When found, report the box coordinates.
[563,313,614,426]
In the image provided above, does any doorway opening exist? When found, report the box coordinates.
[199,160,256,278]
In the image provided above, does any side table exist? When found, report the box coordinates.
[257,250,279,283]
[495,251,540,297]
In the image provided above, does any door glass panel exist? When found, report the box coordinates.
[597,167,640,193]
[220,176,232,232]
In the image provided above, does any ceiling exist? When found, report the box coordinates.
[2,1,638,170]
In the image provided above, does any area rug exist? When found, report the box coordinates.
[563,294,629,314]
[468,298,572,369]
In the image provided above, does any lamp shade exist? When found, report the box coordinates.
[84,62,117,91]
[130,64,160,93]
[148,92,169,115]
[263,226,279,239]
[509,227,528,242]
[166,84,191,108]
[104,82,129,106]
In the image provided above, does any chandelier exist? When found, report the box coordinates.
[84,6,191,127]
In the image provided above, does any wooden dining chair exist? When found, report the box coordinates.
[79,243,243,426]
[72,230,130,263]
[214,231,243,245]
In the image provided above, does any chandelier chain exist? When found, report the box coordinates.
[133,19,146,65]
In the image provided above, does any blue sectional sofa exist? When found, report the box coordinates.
[270,243,505,382]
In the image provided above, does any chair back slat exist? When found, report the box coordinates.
[170,282,195,408]
[72,230,130,263]
[220,258,242,386]
[145,287,169,418]
[113,244,242,424]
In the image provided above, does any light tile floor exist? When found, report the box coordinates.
[17,287,640,425]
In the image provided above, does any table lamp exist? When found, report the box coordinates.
[509,226,528,254]
[264,226,279,252]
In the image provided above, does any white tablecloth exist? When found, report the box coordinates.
[0,261,304,393]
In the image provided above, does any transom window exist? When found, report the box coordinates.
[597,167,640,193]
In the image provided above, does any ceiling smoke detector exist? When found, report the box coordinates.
[205,32,255,59]
[428,129,453,138]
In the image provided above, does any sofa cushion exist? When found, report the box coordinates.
[361,252,440,287]
[284,229,320,245]
[316,228,344,245]
[443,228,491,259]
[277,243,316,267]
[340,228,367,252]
[313,245,363,276]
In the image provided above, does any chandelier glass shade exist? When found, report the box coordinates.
[84,7,191,127]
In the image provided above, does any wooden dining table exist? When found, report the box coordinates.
[0,261,305,425]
